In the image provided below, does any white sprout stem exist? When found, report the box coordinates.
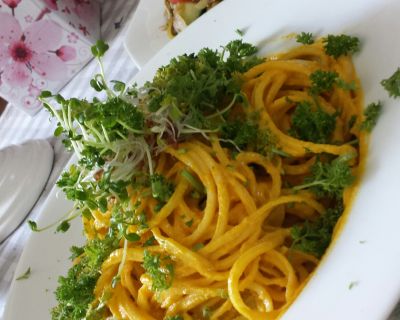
[116,120,144,135]
[101,124,111,143]
[77,122,90,141]
[86,123,106,144]
[97,58,115,98]
[43,100,65,128]
[115,238,129,282]
[144,144,154,176]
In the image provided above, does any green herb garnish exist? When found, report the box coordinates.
[293,155,355,198]
[181,169,204,194]
[16,267,31,280]
[290,101,337,144]
[309,70,355,95]
[381,68,400,98]
[291,204,343,257]
[150,174,175,204]
[51,236,119,320]
[235,28,244,36]
[296,32,314,45]
[360,102,382,132]
[323,34,360,58]
[348,281,359,290]
[142,250,175,292]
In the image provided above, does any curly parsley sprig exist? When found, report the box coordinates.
[323,34,360,59]
[381,68,400,98]
[293,154,355,198]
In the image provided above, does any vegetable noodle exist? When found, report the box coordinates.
[75,38,366,319]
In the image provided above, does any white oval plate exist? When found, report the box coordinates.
[0,140,53,242]
[5,0,400,319]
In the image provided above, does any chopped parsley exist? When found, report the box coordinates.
[202,306,213,318]
[185,218,194,228]
[293,155,355,198]
[145,39,261,130]
[381,68,400,98]
[51,236,119,320]
[323,34,360,58]
[150,174,175,204]
[309,70,355,95]
[143,235,157,247]
[291,204,343,257]
[235,28,244,36]
[192,243,205,251]
[142,250,175,292]
[348,281,359,290]
[296,32,314,45]
[309,70,337,95]
[220,119,276,156]
[16,267,31,281]
[360,102,382,132]
[290,101,337,144]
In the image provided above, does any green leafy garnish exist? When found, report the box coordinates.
[56,220,71,233]
[192,243,205,251]
[360,102,382,132]
[220,119,276,156]
[142,250,175,292]
[309,70,338,95]
[16,267,31,280]
[51,236,119,320]
[348,281,359,290]
[293,155,355,198]
[290,101,337,144]
[220,120,258,149]
[28,220,38,231]
[235,28,244,36]
[143,235,157,247]
[296,32,314,45]
[185,218,194,228]
[291,204,343,257]
[90,40,109,58]
[381,68,400,98]
[323,34,360,59]
[145,39,260,129]
[150,174,175,204]
[202,306,213,319]
[336,78,356,91]
[181,169,204,194]
[309,70,355,95]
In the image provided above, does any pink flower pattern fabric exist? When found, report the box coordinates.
[0,0,99,114]
[2,0,21,9]
[0,12,74,87]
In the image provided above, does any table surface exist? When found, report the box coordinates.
[0,1,400,319]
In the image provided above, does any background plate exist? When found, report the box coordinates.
[124,0,169,69]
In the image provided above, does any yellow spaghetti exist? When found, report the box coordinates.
[44,34,376,320]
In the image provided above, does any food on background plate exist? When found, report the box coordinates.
[164,0,222,37]
[35,32,382,319]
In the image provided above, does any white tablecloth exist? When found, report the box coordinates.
[1,1,400,319]
[0,0,139,317]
